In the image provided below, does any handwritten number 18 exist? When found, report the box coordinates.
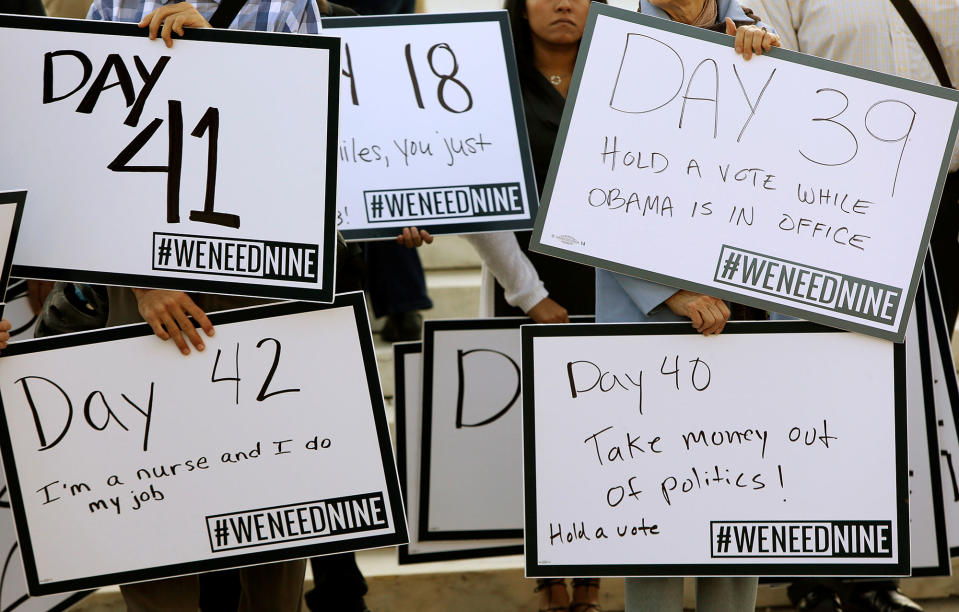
[342,42,473,113]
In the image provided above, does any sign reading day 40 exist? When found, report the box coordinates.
[326,12,538,240]
[531,5,959,341]
[0,17,339,302]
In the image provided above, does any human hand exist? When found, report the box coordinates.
[527,297,569,324]
[132,289,214,355]
[0,319,11,353]
[27,280,55,315]
[139,2,212,48]
[396,226,434,248]
[664,290,730,335]
[725,18,780,60]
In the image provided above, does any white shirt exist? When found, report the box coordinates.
[752,0,959,171]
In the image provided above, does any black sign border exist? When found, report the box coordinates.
[323,11,540,241]
[419,317,531,541]
[912,272,951,576]
[522,320,910,577]
[0,16,340,304]
[0,292,407,595]
[0,192,27,314]
[919,254,959,558]
[528,3,959,343]
[394,341,522,564]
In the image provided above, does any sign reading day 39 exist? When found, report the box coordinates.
[325,12,538,240]
[531,4,959,342]
[0,17,339,302]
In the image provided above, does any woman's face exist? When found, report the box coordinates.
[525,0,591,46]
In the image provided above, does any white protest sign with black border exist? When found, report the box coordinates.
[0,18,339,302]
[0,475,89,611]
[0,293,406,595]
[905,287,950,576]
[523,321,908,576]
[917,255,959,554]
[419,317,528,541]
[394,342,522,564]
[529,3,959,342]
[323,12,537,240]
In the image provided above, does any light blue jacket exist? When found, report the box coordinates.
[597,0,771,324]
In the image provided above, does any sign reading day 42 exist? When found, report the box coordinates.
[326,13,538,240]
[0,17,339,302]
[532,5,959,341]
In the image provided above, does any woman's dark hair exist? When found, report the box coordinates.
[503,0,607,79]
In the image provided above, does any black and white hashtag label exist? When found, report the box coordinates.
[362,182,523,223]
[709,520,893,558]
[205,492,389,553]
[152,232,320,283]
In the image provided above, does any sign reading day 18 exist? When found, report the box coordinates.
[531,4,959,342]
[0,295,405,594]
[325,13,538,240]
[0,18,339,302]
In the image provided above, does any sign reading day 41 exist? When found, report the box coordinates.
[531,4,959,342]
[326,13,538,240]
[0,17,339,302]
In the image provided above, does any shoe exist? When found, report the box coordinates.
[380,311,422,342]
[795,587,843,612]
[846,589,922,612]
[534,578,568,612]
[570,578,601,612]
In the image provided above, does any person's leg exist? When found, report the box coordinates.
[624,577,683,612]
[238,559,307,612]
[120,575,200,612]
[199,568,242,612]
[364,241,432,342]
[695,577,758,612]
[304,553,369,612]
[570,578,601,611]
[786,578,843,611]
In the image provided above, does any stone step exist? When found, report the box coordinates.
[60,550,959,611]
[418,235,482,271]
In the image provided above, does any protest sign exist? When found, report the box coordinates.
[905,295,949,575]
[324,13,537,240]
[0,475,88,611]
[523,321,908,576]
[0,18,339,302]
[394,342,522,564]
[419,318,528,540]
[0,294,405,594]
[530,4,959,342]
[918,256,959,555]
